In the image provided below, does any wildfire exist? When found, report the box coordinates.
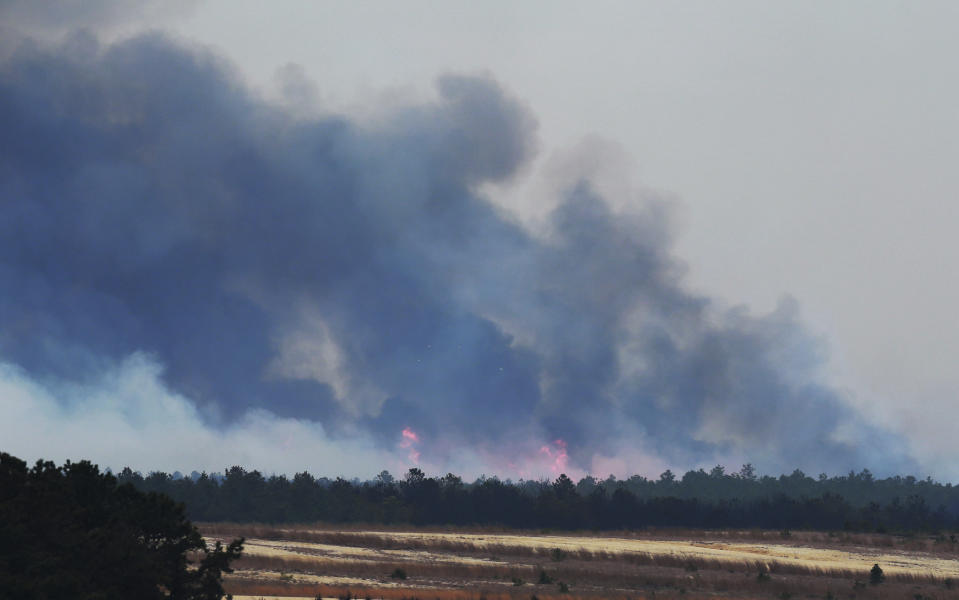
[539,438,569,474]
[399,426,421,463]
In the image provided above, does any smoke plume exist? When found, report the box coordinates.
[0,28,914,477]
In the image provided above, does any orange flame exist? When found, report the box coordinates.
[538,438,569,474]
[399,426,421,463]
[401,427,420,443]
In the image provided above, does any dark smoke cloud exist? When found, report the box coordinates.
[0,30,914,475]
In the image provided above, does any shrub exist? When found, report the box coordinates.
[391,567,408,580]
[869,564,884,585]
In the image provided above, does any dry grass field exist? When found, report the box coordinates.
[200,524,959,600]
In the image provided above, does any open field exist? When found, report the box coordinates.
[202,524,959,599]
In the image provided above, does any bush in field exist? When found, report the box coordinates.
[870,563,885,584]
[391,567,408,579]
[0,452,242,599]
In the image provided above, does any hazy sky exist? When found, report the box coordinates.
[2,1,957,480]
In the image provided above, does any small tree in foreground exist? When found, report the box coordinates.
[869,563,885,585]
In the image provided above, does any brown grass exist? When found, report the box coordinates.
[206,526,953,584]
[226,579,728,600]
[205,523,959,600]
[202,522,959,558]
[231,549,955,593]
[226,577,959,600]
[201,521,959,554]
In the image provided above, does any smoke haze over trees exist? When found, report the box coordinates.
[0,3,918,477]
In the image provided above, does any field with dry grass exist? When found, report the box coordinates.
[200,523,959,600]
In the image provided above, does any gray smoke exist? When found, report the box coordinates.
[0,29,914,475]
[0,0,198,32]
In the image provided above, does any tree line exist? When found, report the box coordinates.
[118,464,959,533]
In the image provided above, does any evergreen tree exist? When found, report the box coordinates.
[0,452,243,600]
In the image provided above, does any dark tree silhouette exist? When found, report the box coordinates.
[104,462,959,534]
[0,452,242,600]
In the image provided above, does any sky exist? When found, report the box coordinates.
[1,0,957,481]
